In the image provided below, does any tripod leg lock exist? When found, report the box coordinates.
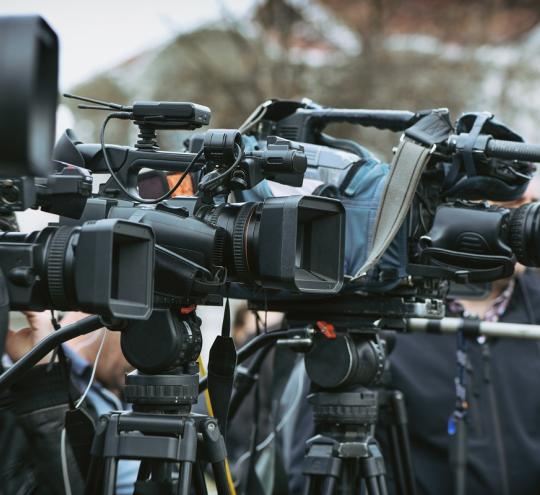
[362,443,387,478]
[90,413,114,456]
[303,444,342,478]
[201,419,228,463]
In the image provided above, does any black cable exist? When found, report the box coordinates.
[198,328,292,393]
[48,310,77,410]
[228,345,272,422]
[198,144,243,191]
[244,312,263,493]
[0,315,103,391]
[100,113,203,204]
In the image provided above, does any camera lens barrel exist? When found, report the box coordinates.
[509,202,540,266]
[199,196,345,293]
[0,219,154,318]
[200,202,258,280]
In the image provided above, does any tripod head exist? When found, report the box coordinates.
[305,326,387,392]
[120,308,203,414]
[294,320,394,494]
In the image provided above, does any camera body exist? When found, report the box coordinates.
[0,16,59,213]
[241,100,537,318]
[53,117,346,302]
[0,15,156,322]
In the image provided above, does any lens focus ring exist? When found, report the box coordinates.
[509,203,540,266]
[47,226,73,307]
[232,203,256,276]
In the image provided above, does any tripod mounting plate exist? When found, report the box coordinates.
[309,390,378,426]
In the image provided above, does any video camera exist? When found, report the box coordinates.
[0,17,346,494]
[236,99,539,322]
[0,16,155,338]
[51,96,346,301]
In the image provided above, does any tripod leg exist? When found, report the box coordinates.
[103,458,118,495]
[323,476,337,495]
[303,475,313,495]
[387,425,407,495]
[391,391,417,495]
[200,419,232,495]
[362,442,388,495]
[451,416,467,495]
[178,461,194,495]
[378,475,389,495]
[365,476,381,495]
[211,460,232,495]
[193,463,209,495]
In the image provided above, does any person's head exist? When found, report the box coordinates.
[63,312,133,396]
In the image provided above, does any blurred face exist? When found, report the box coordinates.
[64,312,133,396]
[94,331,133,395]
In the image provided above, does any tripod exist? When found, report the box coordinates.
[300,327,416,495]
[303,389,387,495]
[84,308,233,495]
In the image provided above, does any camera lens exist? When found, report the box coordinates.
[509,202,540,266]
[199,202,259,281]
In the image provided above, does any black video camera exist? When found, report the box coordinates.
[51,97,346,303]
[0,16,155,322]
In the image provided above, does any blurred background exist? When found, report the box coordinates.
[5,0,540,153]
[3,0,540,358]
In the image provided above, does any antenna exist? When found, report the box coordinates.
[76,104,118,111]
[63,93,132,112]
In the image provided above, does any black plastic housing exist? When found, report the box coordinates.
[197,195,345,293]
[105,204,226,301]
[259,196,345,292]
[424,204,513,260]
[0,219,154,319]
[0,16,58,177]
[418,202,540,282]
[132,101,211,130]
[262,100,421,144]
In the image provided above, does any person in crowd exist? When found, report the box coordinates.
[61,312,139,495]
[2,310,139,494]
[1,311,85,494]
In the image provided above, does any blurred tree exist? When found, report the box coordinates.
[320,0,540,44]
[65,0,540,158]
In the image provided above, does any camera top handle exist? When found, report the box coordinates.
[292,107,422,132]
[250,99,432,144]
[453,136,540,163]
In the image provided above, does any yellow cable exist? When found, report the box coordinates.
[198,356,238,495]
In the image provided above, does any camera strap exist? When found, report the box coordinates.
[207,298,237,437]
[448,328,470,493]
[350,138,432,281]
